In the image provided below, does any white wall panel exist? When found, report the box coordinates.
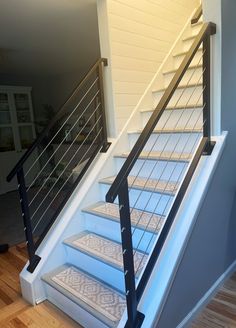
[98,0,199,133]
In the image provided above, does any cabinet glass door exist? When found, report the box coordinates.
[0,126,15,152]
[0,93,11,124]
[14,93,31,123]
[19,125,34,149]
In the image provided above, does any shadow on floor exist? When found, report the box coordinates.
[0,190,25,246]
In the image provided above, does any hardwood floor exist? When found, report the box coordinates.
[190,272,236,327]
[2,244,236,328]
[0,243,82,327]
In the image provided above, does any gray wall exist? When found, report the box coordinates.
[156,0,236,327]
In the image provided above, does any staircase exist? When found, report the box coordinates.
[7,8,217,328]
[39,17,211,328]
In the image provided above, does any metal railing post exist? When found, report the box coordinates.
[118,180,145,328]
[203,25,216,155]
[97,59,111,153]
[17,168,41,272]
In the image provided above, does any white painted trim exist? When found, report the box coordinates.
[97,0,117,137]
[177,258,236,328]
[202,0,222,136]
[138,132,228,328]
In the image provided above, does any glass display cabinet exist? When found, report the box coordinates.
[0,86,36,194]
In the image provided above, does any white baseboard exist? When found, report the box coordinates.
[177,259,236,328]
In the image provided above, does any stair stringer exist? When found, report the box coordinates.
[135,133,227,328]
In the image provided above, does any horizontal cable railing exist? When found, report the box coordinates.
[105,22,216,327]
[7,58,110,273]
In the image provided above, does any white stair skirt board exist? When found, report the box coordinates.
[64,231,148,276]
[42,265,126,328]
[83,202,165,234]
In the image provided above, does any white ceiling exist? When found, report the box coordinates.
[0,0,100,76]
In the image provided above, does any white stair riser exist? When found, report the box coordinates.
[153,85,203,108]
[128,132,202,153]
[182,37,196,52]
[140,107,203,128]
[84,212,157,253]
[44,283,110,328]
[115,157,187,181]
[174,49,203,69]
[189,23,203,36]
[65,246,126,292]
[163,67,203,88]
[100,183,174,215]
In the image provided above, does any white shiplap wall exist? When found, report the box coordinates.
[98,0,200,134]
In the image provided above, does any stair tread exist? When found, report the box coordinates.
[115,150,192,162]
[154,82,202,93]
[64,231,148,275]
[192,20,203,26]
[83,201,165,233]
[182,34,198,42]
[140,103,203,112]
[173,47,202,58]
[43,264,125,328]
[100,175,179,195]
[128,127,202,134]
[163,64,202,75]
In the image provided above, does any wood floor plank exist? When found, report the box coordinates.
[0,245,82,328]
[190,271,236,327]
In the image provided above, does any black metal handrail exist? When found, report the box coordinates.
[7,57,110,273]
[106,22,216,328]
[106,23,215,204]
[191,4,203,25]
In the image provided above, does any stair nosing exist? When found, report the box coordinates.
[63,231,147,276]
[140,104,203,113]
[100,176,179,196]
[114,152,191,163]
[173,47,202,58]
[127,128,202,135]
[153,82,202,93]
[82,201,165,234]
[192,20,204,27]
[42,264,125,328]
[182,34,198,42]
[163,64,202,75]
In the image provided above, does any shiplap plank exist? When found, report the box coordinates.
[109,0,188,23]
[113,81,148,94]
[111,42,166,63]
[112,56,158,74]
[110,28,170,53]
[106,0,199,131]
[109,14,177,43]
[112,69,154,83]
[109,1,185,33]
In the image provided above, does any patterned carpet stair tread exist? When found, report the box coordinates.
[100,175,180,195]
[64,231,148,275]
[42,265,126,328]
[115,150,192,162]
[83,202,165,233]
